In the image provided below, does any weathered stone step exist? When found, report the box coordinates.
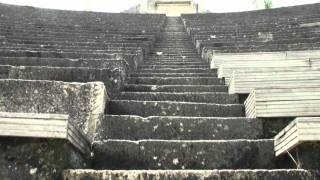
[64,169,320,180]
[146,59,203,62]
[151,53,199,56]
[101,115,262,140]
[116,92,238,104]
[131,73,216,77]
[144,62,206,66]
[128,77,224,85]
[136,68,216,73]
[139,65,209,69]
[148,57,201,61]
[92,139,275,169]
[123,84,228,92]
[108,100,244,117]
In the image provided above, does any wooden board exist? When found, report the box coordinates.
[244,87,320,118]
[229,69,320,94]
[274,117,320,156]
[0,112,90,154]
[210,50,320,69]
[218,60,313,83]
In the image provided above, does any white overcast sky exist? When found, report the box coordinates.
[0,0,319,13]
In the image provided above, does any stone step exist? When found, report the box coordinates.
[139,65,209,69]
[138,68,215,73]
[143,62,207,66]
[146,60,203,63]
[151,53,199,56]
[64,169,319,180]
[128,77,224,85]
[123,84,228,92]
[149,57,201,60]
[108,100,244,117]
[116,92,238,104]
[92,139,275,169]
[131,73,217,77]
[101,115,263,140]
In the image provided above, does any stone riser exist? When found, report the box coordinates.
[123,84,228,93]
[143,62,207,65]
[137,68,216,74]
[128,77,224,86]
[116,92,239,104]
[100,115,263,140]
[92,140,276,169]
[139,65,209,69]
[131,73,216,77]
[108,100,244,117]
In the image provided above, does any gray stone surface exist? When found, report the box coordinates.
[0,138,88,180]
[128,77,224,85]
[108,100,244,117]
[116,92,239,104]
[93,140,275,169]
[5,65,126,96]
[0,79,107,140]
[131,72,217,77]
[123,84,228,92]
[64,169,320,180]
[98,115,263,140]
[138,68,216,73]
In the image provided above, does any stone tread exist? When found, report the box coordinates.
[63,169,320,180]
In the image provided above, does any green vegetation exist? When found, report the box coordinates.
[264,0,273,9]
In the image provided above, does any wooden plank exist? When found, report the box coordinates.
[0,112,68,119]
[275,117,320,156]
[0,112,90,155]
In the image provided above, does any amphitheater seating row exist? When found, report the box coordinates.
[0,3,166,96]
[181,3,320,57]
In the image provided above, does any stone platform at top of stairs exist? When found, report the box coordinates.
[64,169,320,180]
[92,139,277,169]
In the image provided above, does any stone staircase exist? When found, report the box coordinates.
[64,17,319,179]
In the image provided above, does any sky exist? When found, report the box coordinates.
[0,0,319,13]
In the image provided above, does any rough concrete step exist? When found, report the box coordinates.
[137,68,215,73]
[92,139,275,169]
[116,92,238,104]
[64,169,320,180]
[108,100,244,117]
[139,65,209,69]
[128,77,224,85]
[144,62,207,66]
[149,56,200,59]
[146,60,203,63]
[151,53,199,56]
[149,57,201,61]
[101,115,263,140]
[123,84,228,92]
[131,73,217,77]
